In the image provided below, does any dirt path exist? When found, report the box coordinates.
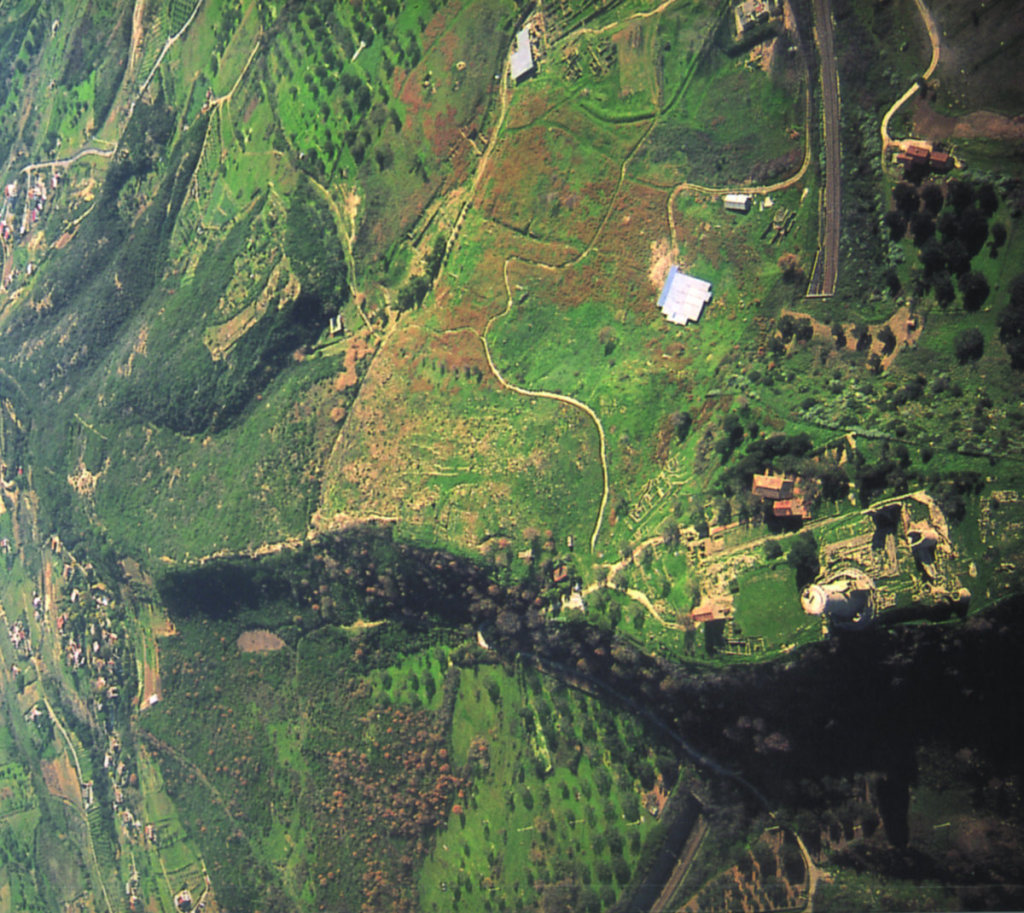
[127,0,205,124]
[796,832,825,912]
[579,534,694,629]
[127,0,148,77]
[879,0,941,161]
[307,175,371,329]
[568,0,685,40]
[208,30,262,109]
[18,146,115,177]
[141,733,256,858]
[476,259,610,552]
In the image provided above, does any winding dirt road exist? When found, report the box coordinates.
[879,0,941,162]
[477,259,610,553]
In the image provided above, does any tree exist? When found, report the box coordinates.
[937,209,960,240]
[957,205,990,256]
[959,271,990,312]
[786,532,819,588]
[853,323,871,350]
[947,178,974,212]
[831,321,846,349]
[764,539,783,561]
[892,181,919,215]
[955,328,984,363]
[778,252,802,279]
[660,520,680,548]
[598,326,618,356]
[883,209,906,241]
[976,182,999,216]
[999,277,1024,368]
[816,462,850,500]
[669,411,693,442]
[884,267,901,296]
[716,413,744,458]
[920,182,944,215]
[990,222,1007,251]
[919,238,945,274]
[910,210,936,246]
[943,238,970,275]
[878,324,897,355]
[932,271,955,308]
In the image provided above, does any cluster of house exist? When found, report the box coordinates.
[1,173,58,242]
[126,864,141,913]
[751,471,810,520]
[8,620,30,657]
[55,586,123,702]
[174,886,199,912]
[657,265,713,325]
[895,141,954,174]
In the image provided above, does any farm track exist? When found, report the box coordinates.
[879,0,941,163]
[477,258,610,553]
[567,0,685,40]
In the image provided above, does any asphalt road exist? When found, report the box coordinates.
[811,0,841,297]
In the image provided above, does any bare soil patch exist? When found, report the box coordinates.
[40,756,79,803]
[237,629,287,652]
[649,237,674,291]
[334,331,373,391]
[781,304,922,369]
[913,99,1024,142]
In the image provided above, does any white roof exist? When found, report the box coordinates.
[723,193,751,204]
[657,266,712,325]
[510,27,534,81]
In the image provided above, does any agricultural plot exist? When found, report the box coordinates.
[419,662,676,912]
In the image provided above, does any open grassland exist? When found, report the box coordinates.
[319,316,603,554]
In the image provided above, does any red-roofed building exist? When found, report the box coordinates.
[895,141,954,174]
[773,498,810,520]
[690,599,733,624]
[751,472,797,500]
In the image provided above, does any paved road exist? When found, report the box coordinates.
[810,0,840,298]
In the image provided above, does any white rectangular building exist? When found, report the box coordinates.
[723,193,752,213]
[657,266,712,325]
[510,27,534,82]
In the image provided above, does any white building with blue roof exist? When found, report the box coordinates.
[657,266,712,325]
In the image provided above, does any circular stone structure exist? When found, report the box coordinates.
[801,584,828,615]
[800,568,877,629]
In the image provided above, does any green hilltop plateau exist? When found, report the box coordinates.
[0,0,1020,909]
